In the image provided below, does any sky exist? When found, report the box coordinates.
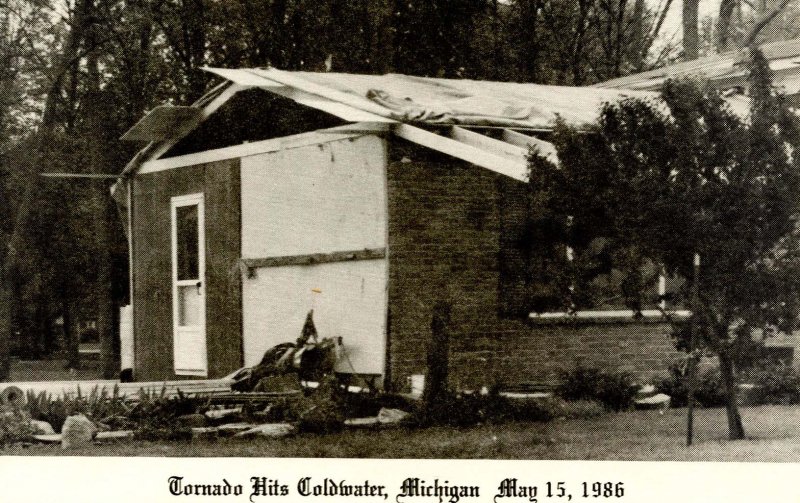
[656,0,721,47]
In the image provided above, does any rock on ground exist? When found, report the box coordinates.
[61,414,97,449]
[30,420,55,435]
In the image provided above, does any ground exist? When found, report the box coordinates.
[6,405,800,461]
[9,357,102,382]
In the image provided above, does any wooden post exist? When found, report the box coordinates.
[687,252,700,446]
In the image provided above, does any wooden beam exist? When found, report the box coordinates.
[501,129,560,165]
[449,126,528,162]
[41,173,122,179]
[241,247,387,278]
[138,128,366,174]
[318,122,393,134]
[393,124,528,182]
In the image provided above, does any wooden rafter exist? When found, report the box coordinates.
[393,124,528,182]
[449,126,528,162]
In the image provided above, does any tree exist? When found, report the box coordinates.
[527,49,800,440]
[494,0,675,84]
[715,0,796,52]
[683,0,699,59]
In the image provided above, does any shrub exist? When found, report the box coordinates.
[555,398,606,419]
[294,375,346,434]
[480,394,555,424]
[743,362,800,405]
[556,366,639,411]
[407,391,589,427]
[653,364,727,408]
[0,407,35,446]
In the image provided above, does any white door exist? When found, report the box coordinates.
[171,193,207,376]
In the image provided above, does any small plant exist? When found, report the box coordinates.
[556,366,639,411]
[129,388,209,441]
[24,385,130,432]
[0,407,35,446]
[407,389,575,427]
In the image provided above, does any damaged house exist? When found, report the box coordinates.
[115,38,800,389]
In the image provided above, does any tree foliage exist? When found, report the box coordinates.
[527,49,800,439]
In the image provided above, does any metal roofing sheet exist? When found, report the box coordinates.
[595,38,800,91]
[202,67,660,129]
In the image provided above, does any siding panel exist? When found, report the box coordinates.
[240,135,387,376]
[132,159,241,381]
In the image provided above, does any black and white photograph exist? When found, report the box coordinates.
[1,0,800,500]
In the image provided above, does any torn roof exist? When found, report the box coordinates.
[120,105,204,142]
[202,67,660,130]
[595,38,800,94]
[116,61,766,188]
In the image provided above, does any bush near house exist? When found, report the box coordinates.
[652,365,727,408]
[556,366,639,411]
[654,361,800,407]
[407,390,605,427]
[742,363,800,405]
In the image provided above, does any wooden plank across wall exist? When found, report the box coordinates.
[240,247,386,278]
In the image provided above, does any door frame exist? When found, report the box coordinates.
[170,192,207,376]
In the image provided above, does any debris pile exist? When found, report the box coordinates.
[0,310,417,449]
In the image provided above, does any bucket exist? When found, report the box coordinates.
[408,374,425,397]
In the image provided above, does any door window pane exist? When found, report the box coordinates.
[176,205,199,281]
[178,284,200,326]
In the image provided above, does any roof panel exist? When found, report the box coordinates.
[120,106,204,142]
[595,38,800,91]
[202,67,284,87]
[217,69,660,129]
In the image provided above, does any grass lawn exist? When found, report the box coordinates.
[6,404,800,461]
[9,358,103,382]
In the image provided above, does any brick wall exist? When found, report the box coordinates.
[386,140,682,391]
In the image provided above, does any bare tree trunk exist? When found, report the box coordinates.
[81,0,118,379]
[63,298,80,370]
[97,196,118,379]
[37,301,50,356]
[639,0,674,68]
[0,275,11,381]
[719,352,745,440]
[683,0,699,60]
[717,0,738,51]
